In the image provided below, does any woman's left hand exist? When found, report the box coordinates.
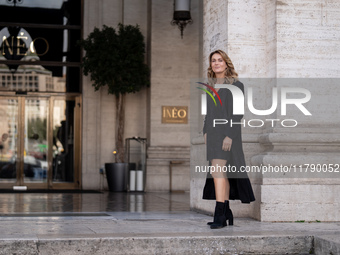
[222,136,232,151]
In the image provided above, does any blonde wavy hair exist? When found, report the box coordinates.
[207,49,238,84]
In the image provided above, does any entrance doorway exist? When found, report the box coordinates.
[0,94,81,190]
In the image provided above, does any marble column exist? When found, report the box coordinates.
[190,0,340,221]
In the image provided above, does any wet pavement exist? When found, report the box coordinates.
[0,192,190,214]
[0,191,339,254]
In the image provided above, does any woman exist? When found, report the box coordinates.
[202,49,255,229]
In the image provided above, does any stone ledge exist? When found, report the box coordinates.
[314,235,340,255]
[251,152,340,166]
[147,158,190,166]
[148,146,190,152]
[147,146,190,159]
[0,235,315,255]
[1,234,339,254]
[259,132,340,145]
[191,133,260,145]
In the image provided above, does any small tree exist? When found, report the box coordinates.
[79,24,150,163]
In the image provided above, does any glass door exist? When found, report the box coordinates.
[51,96,81,189]
[21,97,49,188]
[0,97,18,188]
[0,95,81,190]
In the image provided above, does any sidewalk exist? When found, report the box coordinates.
[0,192,339,254]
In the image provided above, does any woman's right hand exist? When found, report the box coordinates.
[204,133,207,144]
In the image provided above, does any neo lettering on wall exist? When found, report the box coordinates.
[162,106,188,124]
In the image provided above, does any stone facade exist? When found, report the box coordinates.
[146,0,200,192]
[82,0,149,190]
[82,0,200,192]
[81,0,340,221]
[190,0,340,221]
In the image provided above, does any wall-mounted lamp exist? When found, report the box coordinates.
[171,0,193,39]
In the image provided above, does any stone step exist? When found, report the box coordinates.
[314,235,340,255]
[1,211,339,255]
[0,235,316,255]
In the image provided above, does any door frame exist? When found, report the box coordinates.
[0,92,82,190]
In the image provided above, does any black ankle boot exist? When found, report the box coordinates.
[224,200,234,226]
[207,200,233,226]
[207,210,219,226]
[210,201,227,229]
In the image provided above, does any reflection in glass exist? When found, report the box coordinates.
[0,61,67,93]
[0,26,67,92]
[0,98,18,182]
[0,0,82,93]
[0,0,81,25]
[0,0,65,9]
[24,98,48,182]
[53,99,74,183]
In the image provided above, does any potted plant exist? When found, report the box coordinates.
[79,24,150,191]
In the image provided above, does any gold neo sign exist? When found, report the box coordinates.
[1,28,49,57]
[162,106,188,124]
